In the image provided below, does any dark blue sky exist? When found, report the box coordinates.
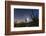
[14,8,39,19]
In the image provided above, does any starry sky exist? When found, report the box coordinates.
[14,8,39,20]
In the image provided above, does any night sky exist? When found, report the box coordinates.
[14,8,39,20]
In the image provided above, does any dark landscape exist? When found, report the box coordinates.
[14,8,39,27]
[14,16,39,27]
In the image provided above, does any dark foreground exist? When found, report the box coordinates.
[14,22,39,27]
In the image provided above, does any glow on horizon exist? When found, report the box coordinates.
[14,17,33,24]
[26,17,30,22]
